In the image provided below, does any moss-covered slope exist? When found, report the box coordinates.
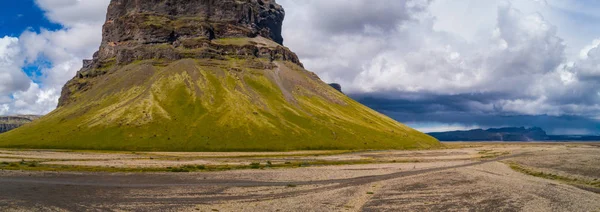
[0,57,439,151]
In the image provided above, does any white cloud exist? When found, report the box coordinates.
[0,104,7,114]
[19,27,101,88]
[0,36,30,97]
[408,122,482,133]
[35,0,110,27]
[574,39,600,78]
[279,0,600,118]
[8,82,58,115]
[2,0,600,122]
[578,39,600,59]
[0,0,110,115]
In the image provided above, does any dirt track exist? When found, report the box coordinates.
[1,143,599,211]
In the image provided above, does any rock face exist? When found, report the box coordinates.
[1,0,439,151]
[104,0,284,44]
[0,116,39,134]
[328,83,343,93]
[60,0,300,107]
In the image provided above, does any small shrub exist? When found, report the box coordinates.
[284,161,291,165]
[478,150,492,154]
[196,165,206,170]
[366,192,374,195]
[267,161,272,166]
[171,168,190,172]
[286,184,297,188]
[250,162,260,169]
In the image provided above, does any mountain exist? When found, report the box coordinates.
[0,116,39,134]
[547,135,600,141]
[428,127,600,141]
[428,127,549,141]
[0,0,439,151]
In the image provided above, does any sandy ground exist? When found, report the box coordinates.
[0,142,599,211]
[0,144,538,168]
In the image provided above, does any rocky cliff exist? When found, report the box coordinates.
[328,83,343,93]
[60,0,301,107]
[0,116,39,134]
[0,0,439,151]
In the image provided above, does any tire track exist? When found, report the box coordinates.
[0,152,529,206]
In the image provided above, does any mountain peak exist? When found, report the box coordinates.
[105,0,284,44]
[59,0,299,107]
[2,0,439,151]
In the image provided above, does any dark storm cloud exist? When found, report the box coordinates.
[385,111,600,135]
[277,0,600,134]
[352,93,600,134]
[305,1,429,34]
[351,92,512,114]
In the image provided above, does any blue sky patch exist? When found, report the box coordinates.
[0,0,61,36]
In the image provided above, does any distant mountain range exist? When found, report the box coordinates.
[0,116,40,134]
[428,127,600,141]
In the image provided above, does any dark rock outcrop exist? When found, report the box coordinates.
[60,0,302,107]
[0,116,39,134]
[104,0,284,45]
[95,0,291,64]
[328,83,343,93]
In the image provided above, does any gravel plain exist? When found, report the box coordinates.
[0,142,599,211]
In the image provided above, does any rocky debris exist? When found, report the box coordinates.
[59,0,304,107]
[328,83,343,93]
[0,116,39,134]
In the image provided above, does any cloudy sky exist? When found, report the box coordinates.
[1,0,600,134]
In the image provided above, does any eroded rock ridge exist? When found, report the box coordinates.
[60,0,301,106]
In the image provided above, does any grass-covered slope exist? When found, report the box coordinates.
[0,58,439,151]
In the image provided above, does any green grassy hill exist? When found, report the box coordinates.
[0,55,439,151]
